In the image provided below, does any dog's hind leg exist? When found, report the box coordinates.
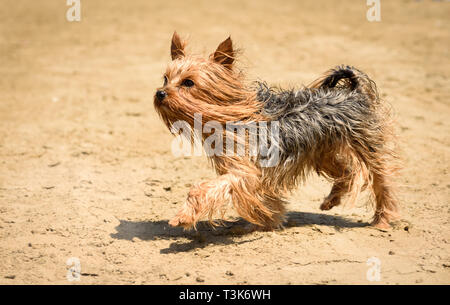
[320,180,348,211]
[319,158,352,211]
[370,169,397,229]
[319,149,366,211]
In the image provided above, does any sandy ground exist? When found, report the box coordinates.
[0,0,449,285]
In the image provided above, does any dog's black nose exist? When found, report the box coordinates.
[156,90,167,101]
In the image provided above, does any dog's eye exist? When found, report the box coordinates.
[163,75,168,86]
[181,79,194,87]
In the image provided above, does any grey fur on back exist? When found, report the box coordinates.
[257,82,377,162]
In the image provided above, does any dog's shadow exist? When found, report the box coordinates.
[110,211,368,254]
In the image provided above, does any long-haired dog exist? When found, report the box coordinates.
[154,32,399,230]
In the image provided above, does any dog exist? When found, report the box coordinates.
[154,32,399,230]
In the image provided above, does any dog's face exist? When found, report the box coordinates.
[154,32,253,128]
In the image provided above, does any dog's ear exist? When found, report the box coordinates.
[212,36,234,68]
[171,31,185,60]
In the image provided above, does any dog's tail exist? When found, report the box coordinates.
[309,65,379,101]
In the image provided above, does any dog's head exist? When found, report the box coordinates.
[154,32,259,129]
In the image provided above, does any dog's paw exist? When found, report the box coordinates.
[320,201,332,211]
[168,217,182,227]
[169,212,195,229]
[371,219,391,230]
[320,198,339,211]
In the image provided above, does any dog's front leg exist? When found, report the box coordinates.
[168,174,234,229]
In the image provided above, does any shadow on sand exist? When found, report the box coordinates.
[111,211,368,254]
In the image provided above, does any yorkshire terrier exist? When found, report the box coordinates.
[154,32,399,230]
